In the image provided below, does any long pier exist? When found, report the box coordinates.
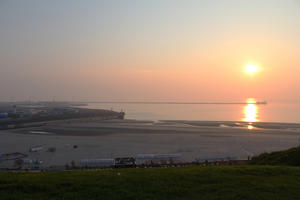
[84,101,267,105]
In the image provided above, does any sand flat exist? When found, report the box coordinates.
[1,120,300,167]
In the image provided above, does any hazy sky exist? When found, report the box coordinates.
[0,0,299,102]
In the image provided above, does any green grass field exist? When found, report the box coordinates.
[2,147,300,200]
[1,165,300,200]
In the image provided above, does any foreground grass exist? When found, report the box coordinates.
[1,166,300,200]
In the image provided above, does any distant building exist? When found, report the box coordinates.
[80,159,115,168]
[29,146,43,152]
[136,154,181,165]
[0,112,8,119]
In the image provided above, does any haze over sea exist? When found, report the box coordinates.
[82,101,300,123]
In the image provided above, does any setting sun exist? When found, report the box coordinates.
[245,64,258,75]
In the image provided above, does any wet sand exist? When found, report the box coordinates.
[1,120,300,167]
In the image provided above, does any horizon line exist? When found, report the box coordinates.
[82,101,267,105]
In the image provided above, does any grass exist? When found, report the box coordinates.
[1,165,300,200]
[2,147,300,199]
[250,146,300,166]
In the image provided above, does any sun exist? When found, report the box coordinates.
[245,64,258,75]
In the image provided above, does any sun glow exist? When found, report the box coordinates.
[245,64,258,75]
[243,98,259,129]
[244,104,258,122]
[246,98,256,104]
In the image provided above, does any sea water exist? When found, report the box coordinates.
[82,101,300,123]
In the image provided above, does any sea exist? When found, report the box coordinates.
[81,101,300,124]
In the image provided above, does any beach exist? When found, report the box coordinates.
[1,119,300,168]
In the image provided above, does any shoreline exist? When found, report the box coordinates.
[1,118,300,170]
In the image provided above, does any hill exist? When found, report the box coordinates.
[250,146,300,166]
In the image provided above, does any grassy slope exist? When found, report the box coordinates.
[250,146,300,166]
[1,166,300,200]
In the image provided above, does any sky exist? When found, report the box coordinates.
[0,0,299,102]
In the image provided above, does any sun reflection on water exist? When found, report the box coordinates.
[243,98,259,129]
[247,125,254,130]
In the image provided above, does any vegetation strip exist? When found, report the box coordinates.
[1,166,300,200]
